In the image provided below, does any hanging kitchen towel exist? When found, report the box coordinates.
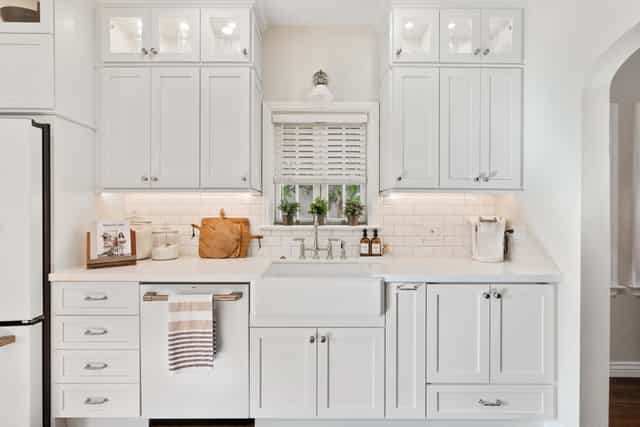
[167,294,216,373]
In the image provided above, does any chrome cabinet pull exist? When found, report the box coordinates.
[473,48,482,56]
[84,295,108,302]
[85,397,109,406]
[84,328,108,336]
[309,336,316,344]
[483,48,491,56]
[150,48,158,55]
[151,177,159,182]
[141,47,149,55]
[84,362,109,371]
[492,290,503,300]
[396,48,403,56]
[320,336,327,343]
[479,399,503,407]
[482,291,491,300]
[473,176,481,183]
[398,284,418,291]
[241,176,247,182]
[141,176,149,182]
[143,292,243,302]
[396,176,403,182]
[242,48,249,56]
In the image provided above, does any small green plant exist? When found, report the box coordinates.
[308,197,329,217]
[345,197,365,218]
[278,200,299,225]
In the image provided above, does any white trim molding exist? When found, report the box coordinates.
[610,361,640,378]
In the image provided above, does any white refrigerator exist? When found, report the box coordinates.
[0,118,50,427]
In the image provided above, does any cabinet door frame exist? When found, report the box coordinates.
[149,8,201,62]
[481,9,524,64]
[392,8,439,63]
[100,7,152,63]
[439,9,483,64]
[250,328,318,418]
[386,283,427,419]
[317,328,385,419]
[392,67,440,189]
[490,285,555,384]
[201,8,252,63]
[427,284,490,384]
[150,67,200,189]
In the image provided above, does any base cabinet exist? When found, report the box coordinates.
[250,327,385,419]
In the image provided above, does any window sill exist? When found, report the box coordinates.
[260,224,382,232]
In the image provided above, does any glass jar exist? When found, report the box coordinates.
[128,216,152,260]
[152,227,180,261]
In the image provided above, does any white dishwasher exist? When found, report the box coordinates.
[140,283,249,419]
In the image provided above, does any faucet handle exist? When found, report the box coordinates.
[293,238,306,260]
[328,239,346,260]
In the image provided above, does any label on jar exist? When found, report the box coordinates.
[372,243,381,256]
[360,243,370,256]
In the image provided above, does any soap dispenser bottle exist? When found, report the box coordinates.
[371,229,382,257]
[360,229,370,257]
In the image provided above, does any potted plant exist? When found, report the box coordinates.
[278,200,299,225]
[308,197,329,225]
[345,197,365,226]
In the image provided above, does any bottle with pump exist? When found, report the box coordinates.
[371,229,382,256]
[360,229,370,257]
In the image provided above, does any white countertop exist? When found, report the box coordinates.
[50,244,561,284]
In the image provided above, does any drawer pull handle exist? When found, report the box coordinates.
[84,295,108,302]
[84,362,109,371]
[84,397,109,406]
[478,399,504,407]
[143,292,243,302]
[398,284,418,291]
[84,328,108,336]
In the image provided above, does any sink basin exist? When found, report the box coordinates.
[263,261,373,279]
[251,261,384,327]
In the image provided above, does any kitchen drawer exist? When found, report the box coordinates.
[54,350,139,384]
[54,317,139,350]
[55,384,140,418]
[53,283,139,315]
[426,385,555,420]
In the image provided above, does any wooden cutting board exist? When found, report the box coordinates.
[193,209,262,258]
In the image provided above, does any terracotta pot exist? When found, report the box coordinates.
[315,215,326,225]
[348,215,360,226]
[282,214,295,225]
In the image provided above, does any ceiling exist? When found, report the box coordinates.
[259,0,387,27]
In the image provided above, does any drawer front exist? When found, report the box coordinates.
[54,317,139,350]
[55,350,139,383]
[426,385,555,420]
[53,283,139,315]
[55,384,140,418]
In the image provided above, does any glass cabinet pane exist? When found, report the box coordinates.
[486,16,513,55]
[440,9,482,63]
[203,8,250,62]
[0,1,40,23]
[158,16,194,54]
[109,16,144,54]
[445,17,474,54]
[481,10,522,63]
[393,9,438,62]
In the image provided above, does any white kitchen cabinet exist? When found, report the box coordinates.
[317,328,385,419]
[440,68,482,188]
[440,9,523,64]
[389,68,440,189]
[150,67,200,188]
[251,74,263,191]
[440,68,522,189]
[392,9,439,63]
[201,67,254,190]
[490,285,555,384]
[100,7,151,62]
[99,68,151,189]
[150,8,201,62]
[100,67,200,189]
[386,284,426,419]
[0,0,53,33]
[201,8,251,62]
[0,34,53,110]
[427,285,490,384]
[250,328,317,419]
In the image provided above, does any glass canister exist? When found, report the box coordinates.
[128,216,152,260]
[152,226,180,261]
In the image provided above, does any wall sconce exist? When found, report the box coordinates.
[309,69,334,103]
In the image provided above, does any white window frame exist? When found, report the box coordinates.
[263,102,380,226]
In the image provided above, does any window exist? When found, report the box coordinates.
[274,122,367,225]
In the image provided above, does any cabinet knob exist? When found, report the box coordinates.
[150,48,158,55]
[141,176,149,182]
[141,47,149,55]
[396,176,403,182]
[473,176,481,183]
[320,336,327,343]
[473,48,482,56]
[309,336,316,344]
[151,177,159,182]
[492,290,502,300]
[242,48,249,57]
[482,175,490,183]
[483,48,491,56]
[482,291,491,300]
[241,176,247,182]
[396,48,403,56]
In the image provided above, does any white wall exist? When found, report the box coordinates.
[263,26,378,102]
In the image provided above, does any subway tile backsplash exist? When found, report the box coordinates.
[98,192,499,258]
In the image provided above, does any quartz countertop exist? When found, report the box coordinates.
[50,242,561,284]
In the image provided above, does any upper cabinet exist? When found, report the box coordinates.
[392,8,439,63]
[101,7,151,62]
[440,9,523,64]
[151,8,200,62]
[201,8,251,62]
[0,0,53,33]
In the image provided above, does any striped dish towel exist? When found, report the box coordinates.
[168,294,216,372]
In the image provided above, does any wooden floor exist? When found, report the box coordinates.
[611,378,640,426]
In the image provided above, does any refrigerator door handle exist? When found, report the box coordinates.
[0,335,16,347]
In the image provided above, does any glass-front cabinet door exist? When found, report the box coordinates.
[481,9,523,64]
[101,8,151,62]
[0,0,52,33]
[151,8,200,62]
[201,8,251,62]
[392,9,439,63]
[439,9,482,63]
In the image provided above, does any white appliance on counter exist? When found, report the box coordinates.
[471,216,507,263]
[0,118,51,427]
[140,283,249,419]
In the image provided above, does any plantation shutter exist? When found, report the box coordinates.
[274,122,367,185]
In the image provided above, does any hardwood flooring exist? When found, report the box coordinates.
[610,378,640,426]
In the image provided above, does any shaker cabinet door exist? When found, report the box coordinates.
[481,9,523,64]
[100,68,151,189]
[201,67,251,189]
[149,8,201,62]
[100,8,152,62]
[439,9,482,63]
[392,8,439,63]
[201,8,251,62]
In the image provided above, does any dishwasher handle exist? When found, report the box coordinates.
[143,291,243,302]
